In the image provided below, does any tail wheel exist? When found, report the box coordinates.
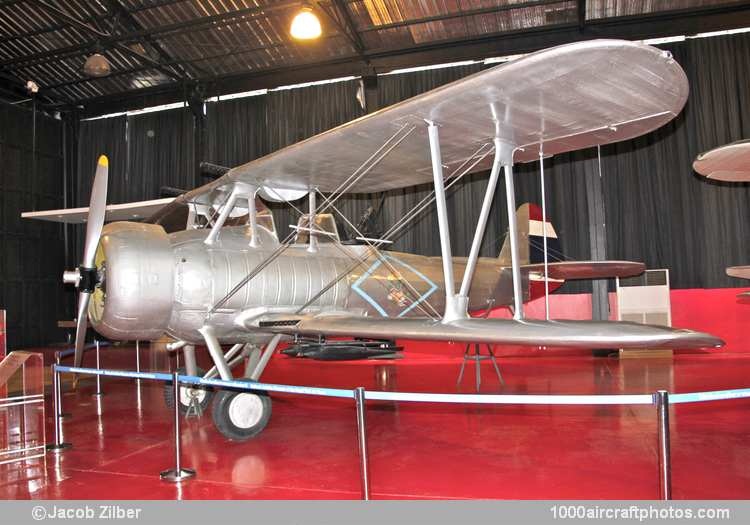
[164,367,213,415]
[211,382,272,441]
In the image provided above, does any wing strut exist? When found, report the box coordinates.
[458,138,503,298]
[248,188,259,248]
[427,120,464,321]
[204,182,259,246]
[502,146,524,320]
[539,150,550,320]
[427,121,524,321]
[307,191,318,253]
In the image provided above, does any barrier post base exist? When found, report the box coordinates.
[46,442,72,452]
[160,468,196,482]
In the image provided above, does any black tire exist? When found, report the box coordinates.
[211,382,272,441]
[164,367,213,415]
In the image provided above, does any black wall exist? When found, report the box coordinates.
[0,102,67,349]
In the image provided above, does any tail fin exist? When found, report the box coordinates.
[498,203,560,265]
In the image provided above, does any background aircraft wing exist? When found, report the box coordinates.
[21,198,175,224]
[693,139,750,182]
[186,39,687,202]
[521,261,645,280]
[727,265,750,279]
[255,314,722,350]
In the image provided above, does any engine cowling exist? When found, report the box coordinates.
[89,221,174,341]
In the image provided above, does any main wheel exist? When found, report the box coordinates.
[211,382,272,441]
[164,367,213,415]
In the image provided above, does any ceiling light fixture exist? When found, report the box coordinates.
[83,52,111,77]
[290,4,322,40]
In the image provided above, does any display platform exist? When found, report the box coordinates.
[2,342,750,500]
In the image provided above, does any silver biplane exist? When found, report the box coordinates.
[26,39,723,440]
[693,139,750,291]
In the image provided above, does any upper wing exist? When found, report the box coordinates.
[693,140,750,182]
[185,39,686,202]
[256,314,722,350]
[521,261,645,280]
[21,198,175,224]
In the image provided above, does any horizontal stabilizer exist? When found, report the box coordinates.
[255,315,723,350]
[727,266,750,280]
[21,197,174,224]
[522,261,645,280]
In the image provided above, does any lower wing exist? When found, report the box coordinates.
[255,315,723,350]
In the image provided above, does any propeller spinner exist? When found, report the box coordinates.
[62,155,109,368]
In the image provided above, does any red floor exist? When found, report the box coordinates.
[2,345,750,500]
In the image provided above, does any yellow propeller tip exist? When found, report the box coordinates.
[98,155,109,167]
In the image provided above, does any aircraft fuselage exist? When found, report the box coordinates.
[90,222,527,345]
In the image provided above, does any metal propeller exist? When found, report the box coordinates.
[62,155,108,368]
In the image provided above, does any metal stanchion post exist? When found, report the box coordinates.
[46,364,71,451]
[54,352,71,418]
[135,340,141,374]
[92,340,104,397]
[160,371,195,482]
[354,387,371,500]
[655,390,672,500]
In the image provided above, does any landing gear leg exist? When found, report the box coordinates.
[199,326,232,380]
[247,334,282,381]
[163,344,213,415]
[201,331,281,440]
[243,345,262,378]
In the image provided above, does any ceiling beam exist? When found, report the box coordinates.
[355,0,566,33]
[0,1,303,71]
[102,0,199,78]
[73,2,750,117]
[0,0,191,46]
[44,41,288,92]
[0,71,61,106]
[35,0,184,81]
[320,0,367,56]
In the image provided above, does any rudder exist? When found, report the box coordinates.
[498,203,560,265]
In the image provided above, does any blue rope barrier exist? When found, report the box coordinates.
[182,376,355,399]
[55,364,750,406]
[670,388,750,404]
[56,366,353,399]
[58,366,172,382]
[364,390,654,405]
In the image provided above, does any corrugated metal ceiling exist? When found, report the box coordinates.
[0,0,745,107]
